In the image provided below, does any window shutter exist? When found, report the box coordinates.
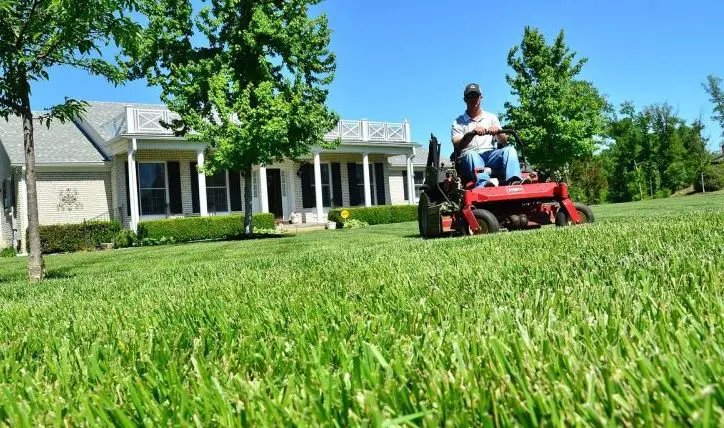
[190,162,199,213]
[331,163,343,207]
[301,163,313,208]
[402,170,409,201]
[229,170,242,211]
[374,163,386,205]
[347,162,360,206]
[167,162,183,214]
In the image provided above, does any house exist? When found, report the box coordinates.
[0,102,426,252]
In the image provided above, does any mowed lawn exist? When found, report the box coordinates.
[0,193,722,426]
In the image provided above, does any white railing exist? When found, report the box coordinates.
[324,119,410,142]
[126,107,173,135]
[126,107,412,142]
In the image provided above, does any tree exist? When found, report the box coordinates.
[0,0,141,282]
[702,74,724,138]
[503,27,608,176]
[133,0,339,235]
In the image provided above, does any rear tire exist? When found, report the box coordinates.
[467,208,500,235]
[555,202,595,226]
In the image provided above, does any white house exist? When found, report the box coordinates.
[0,102,431,252]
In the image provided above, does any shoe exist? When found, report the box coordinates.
[506,177,531,186]
[483,180,497,187]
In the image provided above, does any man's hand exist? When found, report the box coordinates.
[474,125,487,136]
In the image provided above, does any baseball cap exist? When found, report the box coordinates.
[464,83,481,97]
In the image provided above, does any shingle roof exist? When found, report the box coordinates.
[0,114,106,165]
[75,101,172,158]
[389,147,452,168]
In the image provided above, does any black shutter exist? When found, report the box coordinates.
[190,161,199,213]
[331,163,343,207]
[301,163,313,208]
[124,162,131,216]
[167,162,183,214]
[347,162,360,206]
[374,163,386,205]
[402,170,409,201]
[229,170,242,211]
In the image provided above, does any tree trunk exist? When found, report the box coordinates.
[243,165,253,236]
[20,90,44,282]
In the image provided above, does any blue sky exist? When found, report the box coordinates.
[31,0,724,156]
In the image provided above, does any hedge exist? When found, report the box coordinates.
[37,220,122,254]
[328,205,417,226]
[694,163,724,192]
[138,213,275,242]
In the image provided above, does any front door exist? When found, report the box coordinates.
[266,169,284,219]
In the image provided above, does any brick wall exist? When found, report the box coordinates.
[35,171,112,225]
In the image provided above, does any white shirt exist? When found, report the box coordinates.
[451,110,501,155]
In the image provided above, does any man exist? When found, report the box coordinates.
[451,83,527,187]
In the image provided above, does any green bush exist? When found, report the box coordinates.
[112,229,138,248]
[693,164,724,192]
[343,219,368,229]
[37,221,122,254]
[328,205,417,227]
[138,213,275,243]
[1,247,16,257]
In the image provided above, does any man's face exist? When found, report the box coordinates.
[464,93,481,110]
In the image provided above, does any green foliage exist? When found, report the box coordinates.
[694,163,724,192]
[0,246,16,257]
[342,219,368,229]
[133,0,339,235]
[328,205,418,227]
[36,221,122,254]
[112,229,138,248]
[603,102,711,202]
[0,194,722,424]
[503,27,608,174]
[138,213,275,242]
[568,156,608,204]
[702,74,724,137]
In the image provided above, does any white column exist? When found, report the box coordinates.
[403,118,412,142]
[288,170,297,213]
[259,166,269,213]
[128,139,140,232]
[406,155,415,205]
[197,150,208,217]
[362,152,371,207]
[361,119,370,141]
[313,152,324,222]
[19,167,28,254]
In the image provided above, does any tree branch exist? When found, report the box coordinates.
[15,0,42,51]
[0,97,22,113]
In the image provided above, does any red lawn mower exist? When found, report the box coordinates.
[417,129,594,237]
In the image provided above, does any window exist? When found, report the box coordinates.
[310,163,332,207]
[355,163,376,205]
[206,170,228,213]
[139,162,167,215]
[414,171,424,199]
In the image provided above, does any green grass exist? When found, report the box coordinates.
[0,193,722,426]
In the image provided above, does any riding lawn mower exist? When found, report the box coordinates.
[417,129,594,237]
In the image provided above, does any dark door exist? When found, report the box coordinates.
[266,169,284,218]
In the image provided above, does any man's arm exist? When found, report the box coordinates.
[452,121,488,153]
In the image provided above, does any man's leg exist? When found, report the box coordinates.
[457,151,490,187]
[483,146,523,184]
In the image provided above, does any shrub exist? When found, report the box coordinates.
[138,213,275,243]
[693,164,724,192]
[328,205,417,227]
[343,219,368,229]
[112,229,138,248]
[1,247,16,258]
[37,221,122,254]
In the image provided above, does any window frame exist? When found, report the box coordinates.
[310,162,333,208]
[354,162,377,206]
[137,161,169,218]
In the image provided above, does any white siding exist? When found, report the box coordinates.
[34,171,112,225]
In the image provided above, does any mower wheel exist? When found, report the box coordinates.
[470,208,500,234]
[555,202,595,226]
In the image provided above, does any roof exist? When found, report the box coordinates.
[74,101,173,158]
[0,114,107,165]
[389,147,452,168]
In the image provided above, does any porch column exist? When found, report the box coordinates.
[313,151,324,222]
[362,152,371,207]
[197,150,208,216]
[406,155,415,205]
[259,166,269,213]
[128,139,140,232]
